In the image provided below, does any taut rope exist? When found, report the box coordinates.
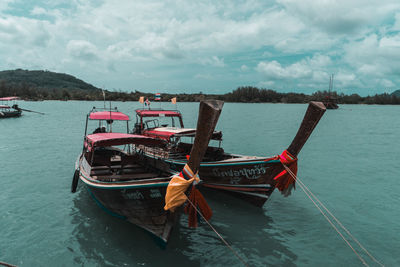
[186,197,249,267]
[281,164,384,267]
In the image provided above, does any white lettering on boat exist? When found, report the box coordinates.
[149,189,162,198]
[212,164,268,180]
[124,191,144,200]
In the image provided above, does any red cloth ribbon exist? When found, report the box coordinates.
[273,150,298,196]
[184,186,212,228]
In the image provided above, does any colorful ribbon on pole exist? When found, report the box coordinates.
[164,164,212,227]
[272,150,298,196]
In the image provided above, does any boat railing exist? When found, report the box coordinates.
[90,106,119,112]
[135,108,181,113]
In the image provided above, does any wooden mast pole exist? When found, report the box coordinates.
[287,101,326,157]
[186,100,224,173]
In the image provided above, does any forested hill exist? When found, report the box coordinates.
[0,69,99,91]
[392,90,400,97]
[1,69,400,104]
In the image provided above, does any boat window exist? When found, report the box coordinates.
[145,119,159,129]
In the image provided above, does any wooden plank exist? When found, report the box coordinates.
[91,164,141,170]
[94,172,159,181]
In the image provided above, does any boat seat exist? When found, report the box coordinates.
[91,164,141,170]
[91,163,143,176]
[93,172,159,181]
[120,154,141,174]
[92,156,112,168]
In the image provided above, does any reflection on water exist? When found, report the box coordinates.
[198,189,297,266]
[71,184,296,266]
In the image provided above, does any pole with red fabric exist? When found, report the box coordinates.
[274,101,326,196]
[287,101,326,157]
[164,100,224,227]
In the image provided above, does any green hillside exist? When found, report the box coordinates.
[0,69,100,91]
[392,90,400,97]
[1,69,400,104]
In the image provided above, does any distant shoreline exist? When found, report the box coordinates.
[1,69,399,105]
[18,98,400,106]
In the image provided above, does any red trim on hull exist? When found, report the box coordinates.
[202,184,271,192]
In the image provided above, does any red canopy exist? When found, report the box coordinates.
[89,111,130,121]
[136,109,181,117]
[0,97,19,101]
[85,133,166,147]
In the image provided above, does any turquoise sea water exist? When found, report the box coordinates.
[0,101,399,267]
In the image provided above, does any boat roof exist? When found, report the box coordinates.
[135,109,181,117]
[0,105,10,109]
[143,127,222,140]
[85,133,166,147]
[143,128,196,140]
[89,111,130,121]
[0,97,19,101]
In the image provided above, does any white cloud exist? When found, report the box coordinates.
[132,71,152,79]
[256,54,330,80]
[240,65,249,72]
[381,79,395,88]
[0,0,12,12]
[335,71,356,85]
[194,73,214,80]
[258,80,275,88]
[393,13,400,30]
[0,16,51,46]
[278,0,400,35]
[344,33,400,81]
[31,7,47,16]
[67,40,99,61]
[199,56,225,67]
[0,0,400,93]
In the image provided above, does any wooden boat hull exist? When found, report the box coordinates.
[0,110,22,118]
[323,102,338,109]
[137,101,326,207]
[78,162,175,244]
[142,152,282,207]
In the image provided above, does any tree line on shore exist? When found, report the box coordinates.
[1,80,400,105]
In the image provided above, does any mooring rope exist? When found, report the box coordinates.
[291,171,384,266]
[185,197,249,267]
[282,164,384,267]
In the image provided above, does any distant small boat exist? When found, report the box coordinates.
[0,97,22,118]
[323,74,339,109]
[0,96,44,118]
[132,102,326,207]
[323,96,339,109]
[73,102,223,244]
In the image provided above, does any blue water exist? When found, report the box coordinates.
[0,101,399,266]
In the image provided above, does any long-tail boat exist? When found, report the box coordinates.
[72,101,223,244]
[132,102,326,207]
[0,96,44,118]
[0,97,22,118]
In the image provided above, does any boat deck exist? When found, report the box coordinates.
[90,161,161,181]
[86,147,166,182]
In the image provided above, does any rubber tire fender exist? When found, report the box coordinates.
[71,169,80,193]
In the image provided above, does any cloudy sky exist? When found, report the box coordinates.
[1,0,400,95]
